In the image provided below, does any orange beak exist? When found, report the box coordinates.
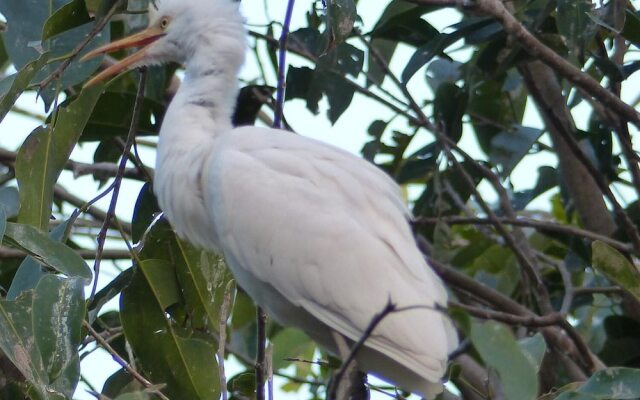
[81,26,165,87]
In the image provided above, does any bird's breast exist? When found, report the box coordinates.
[154,143,221,251]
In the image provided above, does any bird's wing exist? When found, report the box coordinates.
[206,127,457,378]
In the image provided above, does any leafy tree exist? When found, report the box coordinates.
[1,0,640,399]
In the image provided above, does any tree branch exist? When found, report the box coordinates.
[83,321,170,400]
[0,148,147,182]
[328,301,396,400]
[407,0,640,127]
[415,215,633,254]
[255,307,267,400]
[90,69,147,299]
[423,252,600,376]
[0,247,131,260]
[520,63,640,252]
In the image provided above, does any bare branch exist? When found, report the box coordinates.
[0,247,131,260]
[90,69,147,299]
[520,64,640,252]
[415,215,634,254]
[424,253,601,376]
[255,307,267,400]
[0,148,147,182]
[329,301,396,400]
[83,321,170,400]
[218,283,233,400]
[273,0,296,129]
[54,185,132,235]
[450,301,564,327]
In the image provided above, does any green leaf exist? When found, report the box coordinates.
[0,186,21,218]
[175,239,234,334]
[0,54,49,123]
[592,241,640,301]
[7,218,74,300]
[0,0,108,108]
[271,328,314,370]
[367,2,438,86]
[556,0,594,58]
[426,58,462,91]
[512,166,558,210]
[6,255,45,302]
[518,333,546,372]
[42,0,91,41]
[599,316,640,366]
[82,90,165,140]
[370,2,438,46]
[88,267,135,322]
[324,0,357,51]
[402,18,494,83]
[32,275,84,395]
[433,82,466,142]
[141,259,181,310]
[0,276,82,400]
[16,84,103,230]
[489,125,543,176]
[131,183,160,243]
[470,244,519,296]
[121,262,220,400]
[0,207,5,246]
[622,10,640,49]
[102,368,143,398]
[3,222,92,280]
[468,77,527,153]
[470,321,538,400]
[0,292,51,400]
[555,368,640,399]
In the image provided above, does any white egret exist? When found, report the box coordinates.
[83,0,458,397]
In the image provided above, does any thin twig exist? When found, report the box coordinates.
[573,286,624,296]
[450,301,565,327]
[38,1,124,91]
[443,144,551,312]
[54,185,133,234]
[415,215,634,254]
[218,283,233,400]
[90,69,147,299]
[273,0,296,128]
[0,148,147,181]
[329,301,396,400]
[256,306,267,400]
[83,321,170,400]
[0,247,131,260]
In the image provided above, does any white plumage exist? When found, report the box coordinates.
[84,0,458,397]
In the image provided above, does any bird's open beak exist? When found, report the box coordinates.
[81,26,165,87]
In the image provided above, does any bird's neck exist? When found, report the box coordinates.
[159,59,239,151]
[154,60,240,249]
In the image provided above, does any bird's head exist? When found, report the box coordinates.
[82,0,246,86]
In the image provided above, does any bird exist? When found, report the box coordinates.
[82,0,458,397]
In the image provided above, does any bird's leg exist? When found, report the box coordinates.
[332,331,351,360]
[329,332,370,400]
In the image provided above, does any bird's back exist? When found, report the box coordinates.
[203,126,458,397]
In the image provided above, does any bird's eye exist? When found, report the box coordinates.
[160,17,170,29]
